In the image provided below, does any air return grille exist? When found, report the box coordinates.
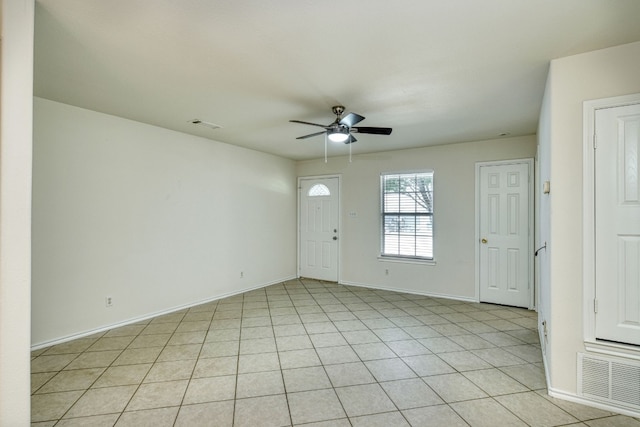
[578,353,640,411]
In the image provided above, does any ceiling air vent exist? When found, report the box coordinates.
[189,119,222,130]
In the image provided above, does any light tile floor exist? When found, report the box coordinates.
[31,279,640,426]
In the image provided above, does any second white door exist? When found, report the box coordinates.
[299,177,339,281]
[594,102,640,346]
[478,161,532,308]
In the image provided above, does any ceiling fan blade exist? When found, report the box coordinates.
[351,126,393,135]
[339,112,365,128]
[289,119,329,129]
[344,134,357,144]
[296,130,327,140]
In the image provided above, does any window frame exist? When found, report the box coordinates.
[380,170,435,262]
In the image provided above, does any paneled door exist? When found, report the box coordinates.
[594,103,640,346]
[298,177,339,281]
[478,160,532,308]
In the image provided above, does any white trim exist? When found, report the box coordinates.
[540,326,552,387]
[582,93,640,349]
[339,280,477,303]
[297,174,342,282]
[377,256,437,266]
[584,341,640,362]
[475,158,535,309]
[31,275,296,350]
[380,168,435,176]
[547,387,640,418]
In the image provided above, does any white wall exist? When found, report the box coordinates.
[540,40,640,396]
[32,98,297,346]
[297,136,536,299]
[536,75,552,365]
[0,0,34,424]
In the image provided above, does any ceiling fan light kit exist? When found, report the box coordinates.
[327,127,350,143]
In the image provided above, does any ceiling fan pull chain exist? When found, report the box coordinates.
[324,133,328,163]
[349,141,352,163]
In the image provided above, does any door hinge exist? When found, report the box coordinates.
[593,133,597,149]
[594,299,598,313]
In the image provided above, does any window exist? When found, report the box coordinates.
[381,171,434,259]
[308,183,330,197]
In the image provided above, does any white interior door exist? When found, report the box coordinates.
[595,103,640,346]
[299,177,339,281]
[478,161,532,308]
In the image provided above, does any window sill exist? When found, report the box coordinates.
[377,256,436,266]
[584,340,640,361]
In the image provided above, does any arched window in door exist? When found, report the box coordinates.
[308,183,330,197]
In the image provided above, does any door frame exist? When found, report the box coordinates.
[475,158,535,309]
[583,93,640,354]
[297,174,342,282]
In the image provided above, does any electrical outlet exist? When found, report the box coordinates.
[240,271,244,278]
[385,269,389,275]
[105,296,113,307]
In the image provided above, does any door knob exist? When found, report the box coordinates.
[481,238,488,244]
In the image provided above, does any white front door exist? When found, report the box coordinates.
[299,177,339,281]
[478,160,532,308]
[595,103,640,346]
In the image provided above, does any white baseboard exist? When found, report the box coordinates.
[338,280,478,303]
[547,387,640,418]
[539,327,552,389]
[31,275,296,350]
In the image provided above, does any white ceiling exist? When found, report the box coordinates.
[34,0,640,160]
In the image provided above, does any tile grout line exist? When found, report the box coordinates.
[271,282,295,427]
[301,278,415,425]
[115,308,188,425]
[172,300,219,426]
[300,278,357,425]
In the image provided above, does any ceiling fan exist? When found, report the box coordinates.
[290,106,392,144]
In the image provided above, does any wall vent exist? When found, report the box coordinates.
[578,353,640,411]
